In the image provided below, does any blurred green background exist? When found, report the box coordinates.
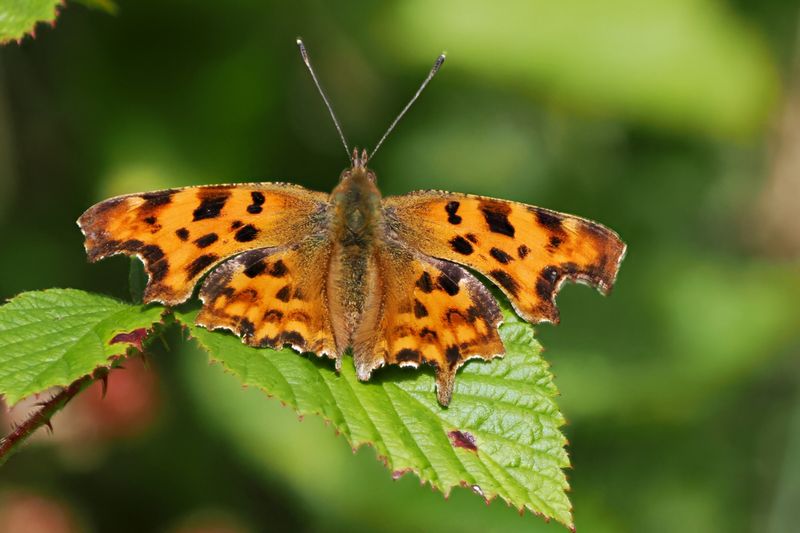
[1,0,799,531]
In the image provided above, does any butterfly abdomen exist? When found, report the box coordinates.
[326,166,385,354]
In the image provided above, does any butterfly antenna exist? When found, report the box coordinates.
[296,38,351,158]
[369,52,446,161]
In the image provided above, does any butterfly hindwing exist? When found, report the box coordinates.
[383,191,626,324]
[196,242,336,359]
[78,183,329,305]
[353,244,504,405]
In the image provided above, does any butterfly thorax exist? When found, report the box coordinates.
[327,162,385,354]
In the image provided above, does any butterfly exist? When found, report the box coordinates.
[77,41,626,406]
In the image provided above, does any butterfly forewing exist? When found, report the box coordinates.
[383,191,626,324]
[78,183,330,305]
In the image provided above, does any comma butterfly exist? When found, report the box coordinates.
[78,41,626,405]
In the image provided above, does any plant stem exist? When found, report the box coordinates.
[0,374,96,466]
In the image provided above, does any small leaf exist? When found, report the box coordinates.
[177,307,572,529]
[0,0,63,44]
[0,289,164,405]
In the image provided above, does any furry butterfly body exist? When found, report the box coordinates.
[78,149,625,405]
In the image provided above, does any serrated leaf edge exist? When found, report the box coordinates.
[0,0,65,45]
[178,314,574,529]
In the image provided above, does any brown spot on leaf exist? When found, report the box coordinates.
[110,328,149,352]
[448,430,478,452]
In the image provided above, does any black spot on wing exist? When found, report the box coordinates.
[194,233,219,248]
[288,310,311,323]
[231,220,243,229]
[413,299,429,318]
[438,274,460,296]
[517,244,530,259]
[176,228,190,241]
[141,244,169,282]
[437,263,464,296]
[269,259,287,277]
[186,254,219,279]
[193,193,230,221]
[533,208,564,231]
[239,318,255,338]
[416,271,434,293]
[282,331,305,348]
[449,236,474,255]
[465,233,478,244]
[395,348,421,363]
[548,236,562,250]
[444,201,462,224]
[480,202,515,237]
[144,216,157,225]
[275,285,291,302]
[247,191,266,214]
[535,266,560,300]
[141,190,175,208]
[445,345,461,367]
[234,224,259,242]
[244,260,266,278]
[121,239,144,252]
[263,309,283,322]
[419,327,438,341]
[489,269,520,298]
[489,247,513,264]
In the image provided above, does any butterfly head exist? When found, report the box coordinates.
[339,147,376,183]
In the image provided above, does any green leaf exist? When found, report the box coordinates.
[0,289,164,405]
[0,0,62,44]
[177,307,572,529]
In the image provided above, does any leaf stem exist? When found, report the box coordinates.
[0,373,97,466]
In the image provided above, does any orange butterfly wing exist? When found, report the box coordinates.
[196,243,336,358]
[78,183,329,305]
[352,246,504,405]
[383,191,626,324]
